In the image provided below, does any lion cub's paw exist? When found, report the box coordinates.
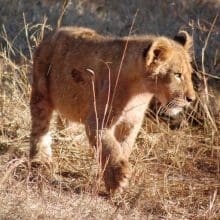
[104,159,131,193]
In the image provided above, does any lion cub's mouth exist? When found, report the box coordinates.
[160,98,189,117]
[164,106,183,116]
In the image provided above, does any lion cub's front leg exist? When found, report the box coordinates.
[85,122,131,192]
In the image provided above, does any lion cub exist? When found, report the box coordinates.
[30,27,195,192]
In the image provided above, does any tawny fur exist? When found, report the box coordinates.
[30,27,196,192]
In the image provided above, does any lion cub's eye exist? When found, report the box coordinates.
[174,72,182,80]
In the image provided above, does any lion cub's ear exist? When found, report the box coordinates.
[145,40,171,67]
[174,30,193,52]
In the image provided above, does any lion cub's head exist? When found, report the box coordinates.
[144,31,196,116]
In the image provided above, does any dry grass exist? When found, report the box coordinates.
[0,0,220,219]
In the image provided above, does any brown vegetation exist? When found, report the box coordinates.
[0,0,220,219]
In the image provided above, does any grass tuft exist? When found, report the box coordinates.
[0,1,220,219]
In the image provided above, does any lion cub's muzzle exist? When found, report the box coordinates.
[160,95,195,117]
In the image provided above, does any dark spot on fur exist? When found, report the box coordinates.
[100,79,106,90]
[71,68,84,83]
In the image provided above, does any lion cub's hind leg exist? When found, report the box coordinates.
[30,89,53,163]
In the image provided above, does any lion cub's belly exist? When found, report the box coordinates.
[49,71,91,123]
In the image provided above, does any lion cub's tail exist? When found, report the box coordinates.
[32,31,56,98]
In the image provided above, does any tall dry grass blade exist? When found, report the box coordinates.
[0,25,15,57]
[57,0,70,28]
[100,61,111,130]
[201,14,218,131]
[105,10,139,124]
[201,14,218,102]
[23,13,33,61]
[40,16,48,42]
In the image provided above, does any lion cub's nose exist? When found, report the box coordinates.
[186,95,195,103]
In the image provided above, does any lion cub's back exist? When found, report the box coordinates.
[52,26,102,42]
